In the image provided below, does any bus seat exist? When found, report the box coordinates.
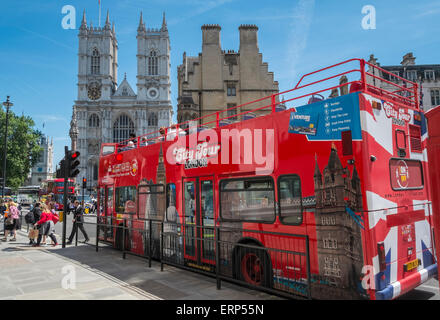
[243,112,257,120]
[308,94,324,104]
[219,120,231,127]
[349,81,363,93]
[276,104,287,112]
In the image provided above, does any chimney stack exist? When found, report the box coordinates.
[202,24,221,47]
[239,24,259,52]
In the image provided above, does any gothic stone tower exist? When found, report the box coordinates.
[136,12,172,129]
[312,144,364,299]
[71,11,172,189]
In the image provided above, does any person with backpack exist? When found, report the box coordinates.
[27,202,42,245]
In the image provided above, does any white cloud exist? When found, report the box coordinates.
[285,0,316,79]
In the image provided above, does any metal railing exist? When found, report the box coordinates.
[77,216,312,299]
[102,58,420,155]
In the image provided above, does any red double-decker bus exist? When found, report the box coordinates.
[43,178,75,210]
[97,58,437,300]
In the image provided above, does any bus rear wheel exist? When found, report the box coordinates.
[236,247,271,288]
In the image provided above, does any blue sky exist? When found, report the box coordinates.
[0,0,439,170]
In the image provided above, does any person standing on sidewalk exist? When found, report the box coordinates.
[33,203,58,247]
[0,199,6,239]
[2,200,20,242]
[67,200,89,244]
[30,202,42,245]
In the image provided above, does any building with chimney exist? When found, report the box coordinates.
[177,24,279,126]
[27,135,54,186]
[70,11,172,189]
[367,53,440,111]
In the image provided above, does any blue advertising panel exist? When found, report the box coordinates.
[288,92,362,141]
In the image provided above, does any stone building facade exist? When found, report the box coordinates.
[27,135,54,186]
[367,53,440,111]
[177,24,279,126]
[70,11,172,188]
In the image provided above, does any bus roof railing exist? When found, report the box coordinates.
[102,58,420,155]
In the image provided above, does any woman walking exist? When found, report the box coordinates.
[33,203,58,247]
[2,200,20,242]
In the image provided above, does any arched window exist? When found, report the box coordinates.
[91,48,100,75]
[148,113,158,126]
[89,114,100,127]
[113,114,135,143]
[148,51,158,75]
[93,162,99,181]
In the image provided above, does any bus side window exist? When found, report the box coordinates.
[278,175,303,225]
[115,186,136,214]
[166,183,177,222]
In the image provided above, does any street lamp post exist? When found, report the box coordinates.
[2,96,13,198]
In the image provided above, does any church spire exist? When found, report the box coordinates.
[104,10,111,30]
[80,9,87,29]
[138,11,146,32]
[161,12,167,31]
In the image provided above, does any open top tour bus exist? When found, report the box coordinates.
[97,58,437,300]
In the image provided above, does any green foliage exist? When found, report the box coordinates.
[0,108,43,190]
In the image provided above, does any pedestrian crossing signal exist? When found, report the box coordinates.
[82,178,87,189]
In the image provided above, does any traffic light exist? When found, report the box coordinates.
[82,177,87,189]
[68,150,80,178]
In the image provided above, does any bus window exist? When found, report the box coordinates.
[220,177,275,223]
[278,175,303,225]
[137,184,165,220]
[107,187,113,214]
[184,182,196,224]
[115,186,136,214]
[201,180,214,226]
[166,183,177,222]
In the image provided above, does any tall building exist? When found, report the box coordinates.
[70,11,172,188]
[177,24,279,126]
[367,53,440,111]
[27,135,53,186]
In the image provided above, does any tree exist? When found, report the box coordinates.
[0,109,43,190]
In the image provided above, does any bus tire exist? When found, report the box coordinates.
[234,246,272,288]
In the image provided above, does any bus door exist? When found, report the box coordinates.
[183,176,215,266]
[103,186,114,241]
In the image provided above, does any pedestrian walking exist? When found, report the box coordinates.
[2,200,20,242]
[0,199,7,238]
[67,200,89,244]
[29,202,42,245]
[33,203,58,247]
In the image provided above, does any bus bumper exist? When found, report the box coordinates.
[375,263,437,300]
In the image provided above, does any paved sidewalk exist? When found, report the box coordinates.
[0,228,279,300]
